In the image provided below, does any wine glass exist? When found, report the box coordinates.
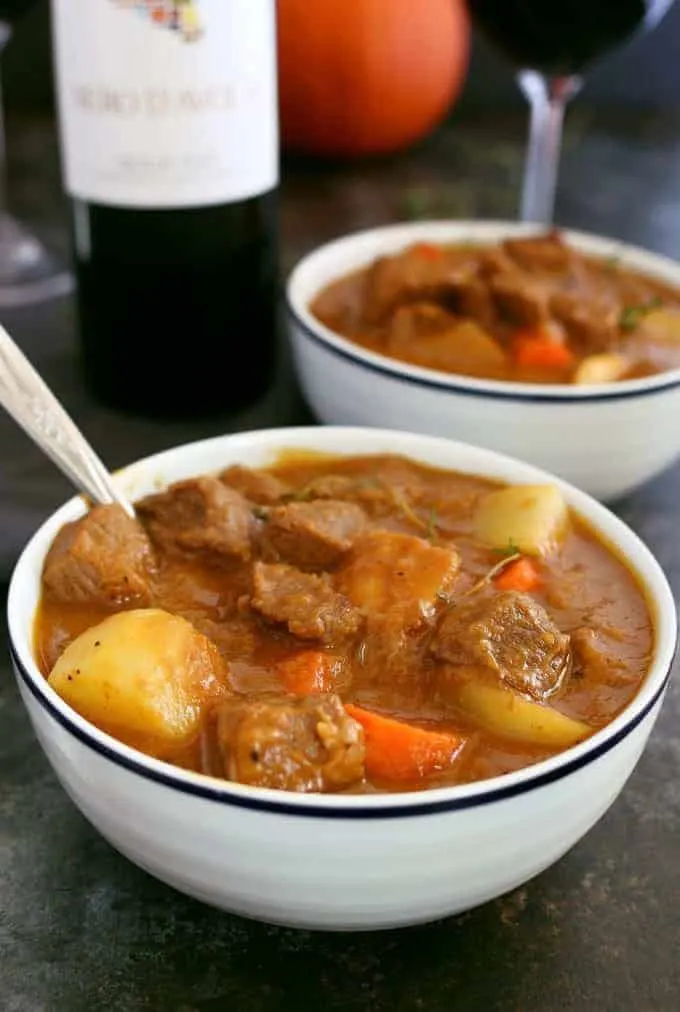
[466,0,677,225]
[0,1,72,306]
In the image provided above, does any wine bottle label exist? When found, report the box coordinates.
[51,0,278,208]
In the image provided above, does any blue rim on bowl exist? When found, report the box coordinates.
[8,635,675,819]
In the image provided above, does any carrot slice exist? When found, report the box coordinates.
[494,556,543,592]
[413,242,443,261]
[513,332,575,370]
[276,651,341,695]
[345,703,464,780]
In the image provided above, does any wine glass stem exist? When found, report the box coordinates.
[517,71,582,226]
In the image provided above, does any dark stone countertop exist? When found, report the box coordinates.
[1,107,680,1011]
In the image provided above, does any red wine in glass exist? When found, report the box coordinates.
[467,0,676,223]
[0,0,72,304]
[0,1,38,24]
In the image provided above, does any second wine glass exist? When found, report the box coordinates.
[0,0,72,306]
[467,0,677,225]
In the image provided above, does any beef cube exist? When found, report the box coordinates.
[362,246,453,324]
[385,302,458,349]
[490,272,549,327]
[260,500,367,569]
[571,627,630,685]
[338,530,460,630]
[550,292,619,353]
[250,562,361,643]
[43,504,153,608]
[454,275,498,330]
[503,233,574,273]
[430,591,571,701]
[220,464,289,504]
[191,616,258,664]
[210,693,365,792]
[137,477,253,563]
[478,247,519,279]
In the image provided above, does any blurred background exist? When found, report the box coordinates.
[6,0,680,115]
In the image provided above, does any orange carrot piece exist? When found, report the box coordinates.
[345,703,464,781]
[413,242,443,261]
[513,332,575,370]
[276,651,341,695]
[494,556,543,592]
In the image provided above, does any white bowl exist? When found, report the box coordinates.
[7,427,677,931]
[286,221,680,501]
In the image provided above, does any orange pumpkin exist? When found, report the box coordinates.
[277,0,471,158]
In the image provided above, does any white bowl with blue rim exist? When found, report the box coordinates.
[7,426,676,931]
[286,221,680,501]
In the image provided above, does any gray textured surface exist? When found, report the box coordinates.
[1,109,680,1011]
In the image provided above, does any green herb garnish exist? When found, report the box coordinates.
[619,296,662,332]
[604,254,621,271]
[493,538,521,557]
[426,506,439,541]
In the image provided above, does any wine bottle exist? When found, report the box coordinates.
[50,0,279,418]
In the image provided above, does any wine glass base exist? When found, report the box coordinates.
[0,215,74,308]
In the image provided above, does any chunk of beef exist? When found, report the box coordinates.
[571,627,630,685]
[339,530,460,630]
[452,274,498,330]
[430,591,571,701]
[210,693,365,792]
[550,292,619,354]
[191,615,258,663]
[503,233,574,274]
[362,246,455,324]
[260,500,367,569]
[385,302,458,349]
[250,562,361,643]
[137,477,254,564]
[490,272,549,327]
[220,464,289,504]
[478,246,519,279]
[43,504,153,608]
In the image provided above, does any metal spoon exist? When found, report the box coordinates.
[0,322,135,518]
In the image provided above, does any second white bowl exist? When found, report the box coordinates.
[286,221,680,501]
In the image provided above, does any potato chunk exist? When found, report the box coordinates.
[574,352,631,385]
[49,609,230,757]
[473,485,568,557]
[338,530,459,628]
[638,307,680,343]
[453,678,590,748]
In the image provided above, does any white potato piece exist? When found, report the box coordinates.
[455,680,590,748]
[574,352,631,386]
[49,608,229,757]
[473,484,568,556]
[638,307,680,343]
[338,529,460,628]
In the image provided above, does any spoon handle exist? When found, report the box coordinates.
[0,324,135,517]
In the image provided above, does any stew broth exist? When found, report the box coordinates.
[35,453,653,794]
[310,231,680,385]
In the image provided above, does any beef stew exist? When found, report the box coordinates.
[310,231,680,385]
[36,453,653,794]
